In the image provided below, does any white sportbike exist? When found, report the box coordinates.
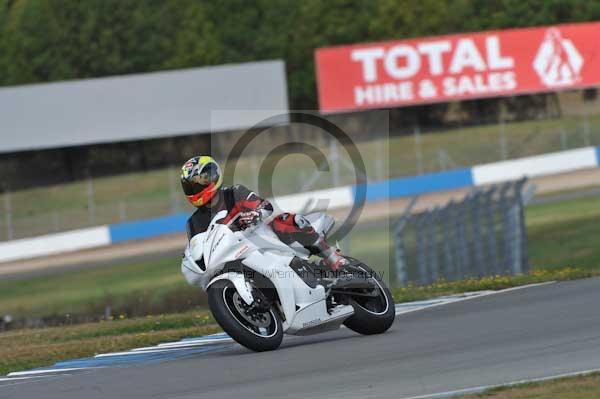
[182,210,395,351]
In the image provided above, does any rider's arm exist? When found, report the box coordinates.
[232,184,273,221]
[186,211,210,241]
[185,219,194,241]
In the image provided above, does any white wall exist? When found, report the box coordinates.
[472,147,598,185]
[0,226,110,263]
[270,186,354,213]
[0,60,288,153]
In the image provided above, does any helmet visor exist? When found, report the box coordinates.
[181,163,220,196]
[181,180,210,196]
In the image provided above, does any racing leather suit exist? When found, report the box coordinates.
[185,185,345,270]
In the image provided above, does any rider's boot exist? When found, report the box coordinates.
[313,236,349,271]
[313,236,353,313]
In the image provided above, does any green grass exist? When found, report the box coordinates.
[1,192,600,375]
[459,372,600,398]
[0,221,391,325]
[1,114,599,240]
[526,195,600,271]
[392,267,596,303]
[0,257,205,324]
[527,194,600,227]
[0,310,220,376]
[2,193,600,326]
[1,266,594,376]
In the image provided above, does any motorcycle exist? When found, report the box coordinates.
[181,210,395,351]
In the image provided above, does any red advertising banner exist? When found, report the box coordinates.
[315,22,600,113]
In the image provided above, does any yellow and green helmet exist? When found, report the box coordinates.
[180,156,223,207]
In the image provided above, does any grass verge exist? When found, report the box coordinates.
[3,193,600,326]
[460,372,600,398]
[1,266,596,376]
[0,257,206,326]
[0,310,220,376]
[526,194,600,271]
[2,192,600,374]
[392,267,597,303]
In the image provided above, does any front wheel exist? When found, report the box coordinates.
[341,260,395,335]
[208,279,283,352]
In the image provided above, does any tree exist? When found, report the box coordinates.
[1,0,599,108]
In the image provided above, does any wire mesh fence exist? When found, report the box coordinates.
[394,179,533,286]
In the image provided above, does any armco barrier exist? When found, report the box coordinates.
[109,213,189,243]
[2,145,600,262]
[356,168,473,202]
[271,186,354,212]
[471,147,598,185]
[0,226,111,263]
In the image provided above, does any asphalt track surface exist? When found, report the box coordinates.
[3,278,600,399]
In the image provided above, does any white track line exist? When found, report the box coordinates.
[491,281,556,293]
[401,367,600,399]
[95,340,233,358]
[7,367,100,378]
[394,282,555,316]
[156,337,233,348]
[0,376,49,382]
[2,281,557,380]
[94,348,184,358]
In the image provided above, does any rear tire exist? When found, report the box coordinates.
[208,279,283,352]
[342,261,395,335]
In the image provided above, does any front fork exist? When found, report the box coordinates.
[207,272,254,305]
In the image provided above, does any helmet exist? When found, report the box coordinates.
[180,156,223,207]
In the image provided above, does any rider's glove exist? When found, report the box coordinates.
[238,210,261,230]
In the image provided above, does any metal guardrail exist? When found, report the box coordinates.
[394,179,533,286]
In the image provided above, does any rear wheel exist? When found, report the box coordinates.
[208,279,283,352]
[341,260,395,335]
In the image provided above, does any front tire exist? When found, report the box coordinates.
[208,279,283,352]
[342,260,395,335]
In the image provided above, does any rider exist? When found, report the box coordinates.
[180,155,348,270]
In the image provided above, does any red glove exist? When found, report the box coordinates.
[237,210,261,230]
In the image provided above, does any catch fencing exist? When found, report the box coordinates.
[394,179,534,286]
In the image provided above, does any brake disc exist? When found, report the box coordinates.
[232,292,271,328]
